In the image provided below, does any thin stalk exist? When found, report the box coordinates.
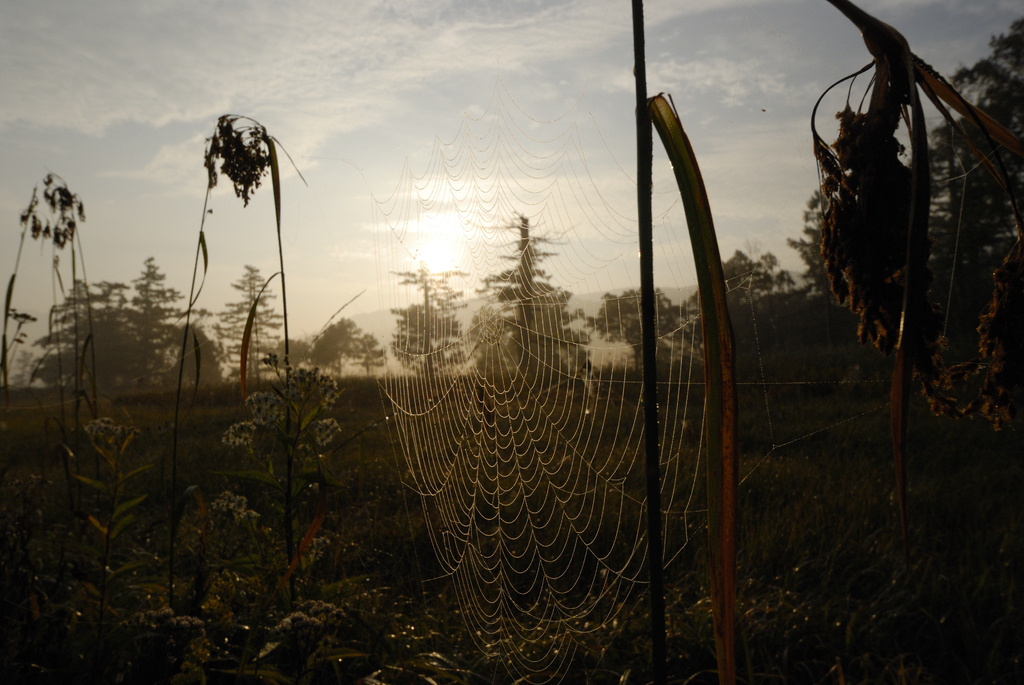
[71,246,86,475]
[170,188,212,608]
[630,2,667,685]
[2,214,30,407]
[268,138,295,602]
[892,50,931,564]
[93,478,116,685]
[75,233,99,419]
[51,248,68,446]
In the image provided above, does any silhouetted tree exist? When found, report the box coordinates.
[588,289,683,371]
[929,18,1024,352]
[391,264,466,375]
[356,333,386,377]
[476,215,586,377]
[308,318,362,377]
[128,257,183,383]
[29,261,222,393]
[215,265,282,387]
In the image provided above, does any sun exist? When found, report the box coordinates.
[416,241,456,274]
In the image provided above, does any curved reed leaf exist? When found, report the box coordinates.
[79,334,96,416]
[240,272,281,400]
[172,485,199,536]
[188,231,209,308]
[190,326,202,406]
[649,93,738,685]
[1,273,11,400]
[266,138,291,374]
[913,62,1024,159]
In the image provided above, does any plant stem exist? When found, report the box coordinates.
[631,2,668,685]
[170,189,212,609]
[76,233,99,419]
[269,137,295,602]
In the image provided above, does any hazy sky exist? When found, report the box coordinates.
[2,0,1020,342]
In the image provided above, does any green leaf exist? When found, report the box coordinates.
[224,554,261,574]
[215,469,284,494]
[318,647,368,661]
[88,514,108,536]
[649,93,738,685]
[74,474,110,496]
[110,513,137,541]
[121,463,154,483]
[113,494,148,521]
[108,558,148,581]
[189,230,209,308]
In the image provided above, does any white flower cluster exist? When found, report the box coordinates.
[305,534,331,561]
[268,611,320,637]
[297,600,339,618]
[222,421,256,448]
[132,607,206,635]
[268,601,341,638]
[211,491,259,523]
[246,392,285,427]
[85,417,140,447]
[284,367,340,407]
[311,418,341,449]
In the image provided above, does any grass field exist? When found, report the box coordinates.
[1,347,1020,684]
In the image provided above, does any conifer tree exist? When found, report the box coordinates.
[215,265,283,387]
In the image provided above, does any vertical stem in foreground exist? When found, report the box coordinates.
[268,138,296,603]
[631,2,668,684]
[170,190,212,609]
[76,236,98,420]
[71,247,82,469]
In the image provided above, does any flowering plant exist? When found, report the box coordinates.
[219,357,343,601]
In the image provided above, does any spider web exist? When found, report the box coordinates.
[369,79,884,681]
[371,79,711,681]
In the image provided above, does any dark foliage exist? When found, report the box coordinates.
[203,115,272,206]
[19,174,86,249]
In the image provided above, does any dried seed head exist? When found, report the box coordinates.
[973,246,1024,427]
[203,115,271,206]
[815,63,955,417]
[19,175,85,249]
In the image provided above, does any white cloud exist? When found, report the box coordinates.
[0,0,628,135]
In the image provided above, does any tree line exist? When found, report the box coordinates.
[19,18,1022,394]
[20,260,385,395]
[392,16,1022,382]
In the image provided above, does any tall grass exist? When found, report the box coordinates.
[6,175,98,498]
[169,115,307,607]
